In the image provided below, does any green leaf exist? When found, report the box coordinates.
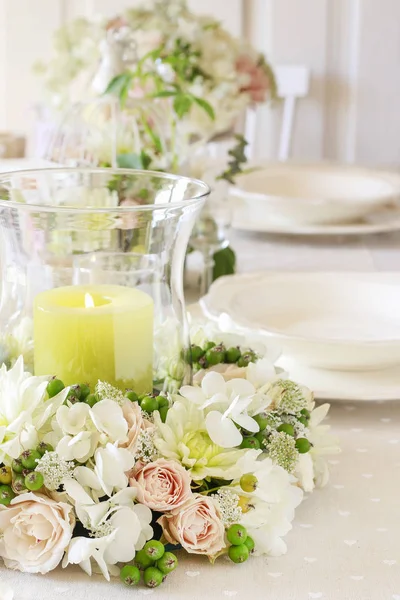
[173,95,193,118]
[192,97,215,120]
[152,90,176,98]
[116,153,144,169]
[212,246,236,281]
[140,151,152,170]
[104,72,132,98]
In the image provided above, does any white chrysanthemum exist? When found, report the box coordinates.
[0,317,34,371]
[226,453,303,557]
[0,357,69,465]
[153,395,249,480]
[295,404,341,492]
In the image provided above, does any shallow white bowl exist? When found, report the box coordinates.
[201,272,400,371]
[230,163,399,225]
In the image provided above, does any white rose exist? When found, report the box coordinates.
[0,493,75,574]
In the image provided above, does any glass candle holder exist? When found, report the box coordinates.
[0,168,209,394]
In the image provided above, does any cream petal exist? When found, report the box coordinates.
[232,413,259,433]
[179,386,205,405]
[205,412,243,448]
[202,372,226,397]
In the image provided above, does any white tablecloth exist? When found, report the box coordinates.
[1,160,400,599]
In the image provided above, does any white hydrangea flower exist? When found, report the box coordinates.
[179,372,271,448]
[63,482,153,580]
[295,403,341,492]
[225,452,303,557]
[0,357,68,465]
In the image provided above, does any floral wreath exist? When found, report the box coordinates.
[0,320,339,591]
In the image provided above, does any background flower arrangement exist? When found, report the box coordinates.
[0,323,339,590]
[34,0,276,282]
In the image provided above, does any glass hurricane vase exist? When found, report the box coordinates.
[0,168,209,394]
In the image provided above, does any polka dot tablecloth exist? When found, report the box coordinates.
[1,400,399,600]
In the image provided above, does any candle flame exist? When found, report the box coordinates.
[85,293,95,308]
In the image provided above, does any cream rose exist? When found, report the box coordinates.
[158,494,226,556]
[119,400,154,455]
[0,493,75,574]
[130,458,192,511]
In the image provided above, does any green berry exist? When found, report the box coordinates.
[79,383,90,400]
[12,474,26,493]
[228,544,249,564]
[135,549,154,570]
[120,564,140,586]
[296,438,311,454]
[12,458,24,474]
[20,450,41,470]
[225,346,241,363]
[253,413,269,431]
[126,390,139,403]
[244,536,255,553]
[0,484,15,506]
[159,406,169,423]
[227,524,248,545]
[0,466,12,485]
[240,474,258,493]
[204,341,216,352]
[300,408,311,419]
[144,566,163,588]
[67,385,81,403]
[37,442,53,456]
[298,416,309,427]
[205,345,225,366]
[240,436,260,450]
[25,471,44,491]
[237,352,256,368]
[156,552,178,574]
[277,423,295,437]
[141,396,159,413]
[157,395,169,409]
[190,345,205,362]
[47,378,65,398]
[254,431,267,447]
[143,540,165,561]
[85,393,98,408]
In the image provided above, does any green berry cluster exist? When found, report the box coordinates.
[0,444,53,503]
[226,524,255,564]
[135,393,170,423]
[120,540,178,589]
[239,409,312,455]
[191,342,257,371]
[47,378,170,423]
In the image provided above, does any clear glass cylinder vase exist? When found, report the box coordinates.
[0,168,209,394]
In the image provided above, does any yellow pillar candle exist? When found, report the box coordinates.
[34,284,154,394]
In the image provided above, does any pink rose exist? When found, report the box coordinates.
[119,400,154,454]
[130,459,192,511]
[236,55,271,103]
[158,494,226,556]
[0,493,75,574]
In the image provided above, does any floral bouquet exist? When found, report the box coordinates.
[35,0,276,155]
[0,322,339,591]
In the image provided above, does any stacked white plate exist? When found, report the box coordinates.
[230,163,400,236]
[201,272,400,401]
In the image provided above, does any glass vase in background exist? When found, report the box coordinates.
[0,168,209,394]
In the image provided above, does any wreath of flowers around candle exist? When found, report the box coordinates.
[0,322,339,591]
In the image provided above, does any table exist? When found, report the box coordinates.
[1,160,400,599]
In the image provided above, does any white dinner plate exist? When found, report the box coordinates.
[231,203,400,236]
[277,356,400,401]
[201,272,400,371]
[230,163,400,226]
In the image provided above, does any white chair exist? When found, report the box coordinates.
[245,65,311,162]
